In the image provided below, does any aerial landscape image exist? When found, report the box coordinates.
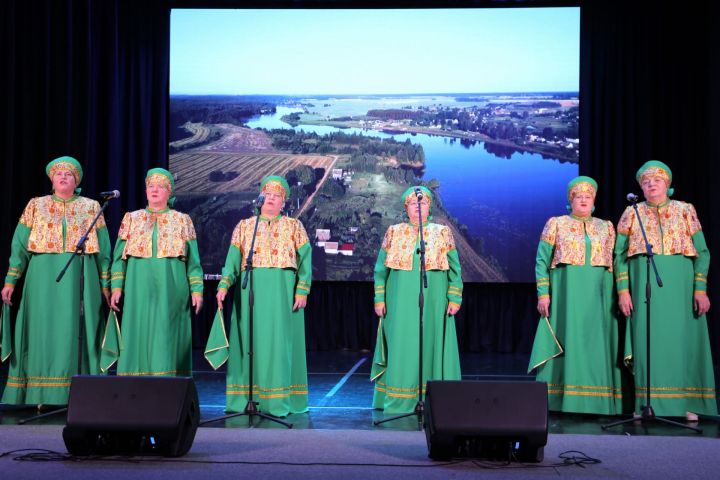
[169,8,580,281]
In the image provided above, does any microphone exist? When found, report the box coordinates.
[626,193,640,203]
[100,190,121,199]
[255,193,266,207]
[414,187,423,200]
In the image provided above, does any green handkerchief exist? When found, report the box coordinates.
[205,308,229,370]
[1,303,12,362]
[100,311,122,372]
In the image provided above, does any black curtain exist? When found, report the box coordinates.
[0,0,169,254]
[580,1,720,357]
[1,1,718,357]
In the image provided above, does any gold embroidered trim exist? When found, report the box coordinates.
[119,209,195,259]
[117,370,190,376]
[540,216,615,270]
[382,223,455,271]
[374,381,427,398]
[529,316,564,370]
[6,381,71,388]
[568,181,596,201]
[617,201,701,257]
[638,166,670,185]
[146,173,173,192]
[48,161,81,183]
[261,180,287,198]
[230,216,310,270]
[23,196,104,254]
[226,382,308,398]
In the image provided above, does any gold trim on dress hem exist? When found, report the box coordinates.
[529,316,564,371]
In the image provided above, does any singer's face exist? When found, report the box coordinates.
[260,191,284,217]
[406,197,430,224]
[570,192,594,218]
[146,183,171,209]
[640,176,668,203]
[52,170,77,198]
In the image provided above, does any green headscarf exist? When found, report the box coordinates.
[566,175,597,213]
[255,175,290,215]
[260,175,291,199]
[636,160,674,197]
[46,156,83,194]
[145,167,176,207]
[402,185,433,219]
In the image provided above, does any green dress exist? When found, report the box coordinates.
[110,208,203,377]
[1,195,111,405]
[217,214,312,417]
[529,215,623,414]
[615,201,716,416]
[371,221,463,414]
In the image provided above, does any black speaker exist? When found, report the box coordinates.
[63,375,199,457]
[424,380,548,462]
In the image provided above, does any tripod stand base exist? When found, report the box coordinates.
[374,400,424,430]
[602,405,702,433]
[200,401,293,428]
[19,406,68,424]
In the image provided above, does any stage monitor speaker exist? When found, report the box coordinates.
[424,380,548,462]
[63,375,199,457]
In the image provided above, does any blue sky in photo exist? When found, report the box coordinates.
[171,7,579,95]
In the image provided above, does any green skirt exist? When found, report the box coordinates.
[116,256,192,376]
[529,263,623,414]
[625,255,717,416]
[1,253,105,405]
[370,269,461,414]
[225,268,308,417]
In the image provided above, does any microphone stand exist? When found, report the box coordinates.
[375,193,428,431]
[20,198,111,424]
[201,203,292,428]
[602,198,701,433]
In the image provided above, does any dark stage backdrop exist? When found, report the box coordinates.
[1,1,718,359]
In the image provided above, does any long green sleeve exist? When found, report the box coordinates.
[218,245,241,292]
[186,239,204,295]
[446,249,463,308]
[110,239,127,292]
[294,242,312,298]
[96,225,112,290]
[373,249,389,307]
[535,240,553,299]
[613,233,630,294]
[692,231,710,295]
[4,224,31,287]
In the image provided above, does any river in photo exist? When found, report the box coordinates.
[247,105,578,281]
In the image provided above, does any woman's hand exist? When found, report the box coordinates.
[374,304,386,318]
[537,296,550,318]
[110,290,122,312]
[1,285,14,305]
[102,288,111,308]
[618,291,633,317]
[694,292,711,316]
[446,303,460,316]
[192,294,203,315]
[216,290,227,310]
[292,295,307,311]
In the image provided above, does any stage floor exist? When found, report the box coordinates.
[1,351,718,437]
